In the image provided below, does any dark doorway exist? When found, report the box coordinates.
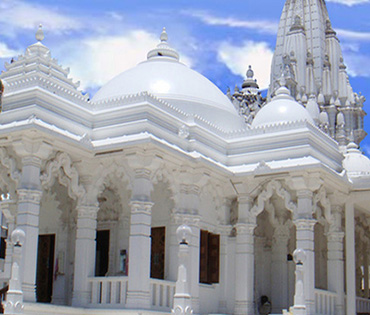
[151,227,165,279]
[95,230,110,276]
[36,234,55,303]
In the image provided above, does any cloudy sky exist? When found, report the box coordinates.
[1,0,370,152]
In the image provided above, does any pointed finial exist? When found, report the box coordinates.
[160,27,168,42]
[246,65,254,79]
[36,24,44,42]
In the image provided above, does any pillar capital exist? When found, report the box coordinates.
[235,222,256,236]
[17,189,42,204]
[129,200,154,215]
[287,175,323,192]
[12,138,52,161]
[76,204,99,220]
[293,218,317,231]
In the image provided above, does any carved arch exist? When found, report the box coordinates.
[313,186,331,228]
[0,148,20,184]
[251,180,297,217]
[40,152,85,201]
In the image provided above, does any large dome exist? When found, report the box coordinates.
[252,86,314,128]
[92,29,246,132]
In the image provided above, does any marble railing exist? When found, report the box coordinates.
[89,276,128,307]
[88,276,175,310]
[357,296,370,313]
[150,278,176,310]
[315,289,336,315]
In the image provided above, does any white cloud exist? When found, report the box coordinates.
[326,0,370,6]
[58,30,192,90]
[218,41,273,90]
[0,0,81,34]
[337,29,370,41]
[0,43,21,58]
[183,11,278,35]
[343,52,370,78]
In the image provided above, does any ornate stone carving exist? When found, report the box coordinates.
[313,186,331,226]
[0,148,20,183]
[129,200,154,215]
[17,189,42,204]
[41,152,85,200]
[251,180,297,217]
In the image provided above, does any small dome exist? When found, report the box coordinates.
[92,29,245,132]
[343,142,370,177]
[252,86,314,127]
[306,95,320,124]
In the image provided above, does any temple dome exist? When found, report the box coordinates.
[343,142,370,177]
[252,86,314,127]
[92,29,246,132]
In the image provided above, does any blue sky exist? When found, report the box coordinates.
[1,0,370,153]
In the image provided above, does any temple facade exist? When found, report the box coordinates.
[0,1,369,315]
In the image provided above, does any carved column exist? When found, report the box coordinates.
[72,202,99,306]
[294,189,316,315]
[14,140,50,302]
[234,195,256,315]
[218,225,232,313]
[327,206,345,315]
[364,241,369,299]
[271,224,290,313]
[345,201,356,315]
[0,198,16,280]
[126,169,153,309]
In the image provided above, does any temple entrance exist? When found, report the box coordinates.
[150,227,165,279]
[36,234,55,303]
[95,230,110,276]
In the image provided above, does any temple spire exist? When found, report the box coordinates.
[268,0,366,146]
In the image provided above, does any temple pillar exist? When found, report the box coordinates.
[327,206,345,315]
[126,168,153,309]
[71,203,98,306]
[294,189,316,315]
[218,226,231,313]
[271,226,290,313]
[13,140,51,302]
[345,201,356,315]
[364,242,369,299]
[234,195,256,315]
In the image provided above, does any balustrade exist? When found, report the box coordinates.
[89,276,175,311]
[356,296,370,313]
[314,289,336,315]
[89,276,128,307]
[150,278,175,310]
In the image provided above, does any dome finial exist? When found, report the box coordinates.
[246,65,254,79]
[35,24,44,42]
[160,27,168,42]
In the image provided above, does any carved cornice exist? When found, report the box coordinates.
[17,189,42,204]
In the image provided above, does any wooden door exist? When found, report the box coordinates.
[151,227,165,279]
[36,234,55,303]
[95,230,110,276]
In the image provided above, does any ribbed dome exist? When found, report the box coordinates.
[92,29,246,132]
[252,86,314,127]
[343,142,370,177]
